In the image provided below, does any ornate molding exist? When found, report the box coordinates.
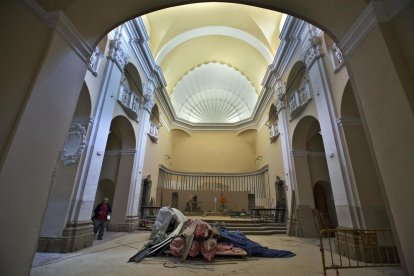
[62,124,87,165]
[275,82,287,113]
[19,0,93,63]
[108,39,130,71]
[143,81,155,112]
[331,43,345,73]
[339,1,389,56]
[300,34,323,70]
[88,47,103,76]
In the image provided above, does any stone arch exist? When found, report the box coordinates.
[150,104,160,125]
[63,1,370,47]
[97,115,137,231]
[286,61,307,94]
[94,178,116,209]
[124,63,143,95]
[39,81,92,246]
[339,81,390,228]
[291,115,335,237]
[269,103,278,124]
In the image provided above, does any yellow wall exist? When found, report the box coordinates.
[142,121,173,203]
[170,130,256,173]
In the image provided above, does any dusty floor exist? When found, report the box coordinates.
[31,230,403,276]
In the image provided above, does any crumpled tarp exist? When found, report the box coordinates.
[218,228,295,258]
[130,208,187,263]
[150,207,187,240]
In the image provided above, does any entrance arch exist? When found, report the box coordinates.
[339,81,390,228]
[98,115,137,232]
[292,116,337,237]
[2,1,414,275]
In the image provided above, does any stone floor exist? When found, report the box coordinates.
[31,230,403,276]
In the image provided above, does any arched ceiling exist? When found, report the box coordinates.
[142,3,285,124]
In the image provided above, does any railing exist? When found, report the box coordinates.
[319,228,400,276]
[250,207,286,223]
[157,165,270,207]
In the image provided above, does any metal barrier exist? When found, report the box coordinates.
[319,228,400,275]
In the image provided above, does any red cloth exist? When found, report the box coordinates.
[170,237,184,257]
[188,240,201,257]
[216,242,233,251]
[201,238,217,261]
[96,204,109,220]
[188,219,210,238]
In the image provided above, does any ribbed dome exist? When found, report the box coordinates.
[171,62,258,123]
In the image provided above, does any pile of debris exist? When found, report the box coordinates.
[129,207,295,263]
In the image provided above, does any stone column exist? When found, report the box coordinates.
[300,27,356,228]
[108,149,137,232]
[0,9,93,276]
[339,2,414,271]
[274,81,296,220]
[65,35,130,244]
[37,119,92,253]
[125,80,155,223]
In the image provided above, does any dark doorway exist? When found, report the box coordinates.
[313,183,332,228]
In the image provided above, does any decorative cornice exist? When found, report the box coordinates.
[108,39,130,71]
[300,32,324,70]
[125,19,167,89]
[339,0,390,56]
[18,0,93,64]
[275,81,287,114]
[262,17,305,84]
[143,82,155,112]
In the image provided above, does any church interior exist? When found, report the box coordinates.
[1,0,413,275]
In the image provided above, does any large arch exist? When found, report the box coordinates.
[339,81,390,229]
[37,82,92,252]
[292,116,335,238]
[99,115,137,232]
[1,1,413,275]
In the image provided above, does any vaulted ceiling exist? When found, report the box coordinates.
[142,3,285,124]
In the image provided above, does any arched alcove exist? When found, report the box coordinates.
[339,81,390,229]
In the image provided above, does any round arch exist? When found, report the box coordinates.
[62,1,368,46]
[292,115,320,151]
[110,115,136,150]
[124,63,143,94]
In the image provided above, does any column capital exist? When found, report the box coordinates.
[108,39,130,71]
[143,81,155,113]
[275,81,287,113]
[300,32,324,70]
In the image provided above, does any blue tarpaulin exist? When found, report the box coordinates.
[218,228,296,258]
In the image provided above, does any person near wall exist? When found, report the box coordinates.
[92,197,112,240]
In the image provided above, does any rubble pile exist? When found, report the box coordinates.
[129,207,295,263]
